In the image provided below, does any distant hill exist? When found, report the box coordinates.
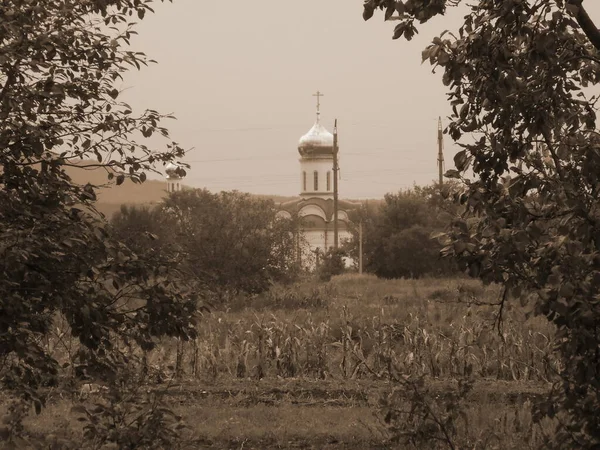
[64,161,170,218]
[254,194,299,204]
[64,161,381,219]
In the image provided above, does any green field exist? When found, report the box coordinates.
[2,275,560,449]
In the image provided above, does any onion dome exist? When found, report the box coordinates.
[298,118,334,157]
[298,90,334,158]
[165,162,181,179]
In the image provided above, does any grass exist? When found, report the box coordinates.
[156,274,558,383]
[6,379,553,449]
[4,378,553,449]
[1,275,560,449]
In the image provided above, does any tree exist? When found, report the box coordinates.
[347,185,459,278]
[317,247,347,281]
[111,204,180,270]
[364,0,600,445]
[0,0,196,407]
[157,189,301,299]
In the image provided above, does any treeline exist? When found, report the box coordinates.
[110,189,301,302]
[110,184,466,294]
[345,183,463,279]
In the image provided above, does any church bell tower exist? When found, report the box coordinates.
[297,91,335,199]
[165,162,184,193]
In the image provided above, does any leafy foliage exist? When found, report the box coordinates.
[317,248,346,281]
[0,0,197,409]
[110,205,182,278]
[380,376,473,450]
[2,277,560,448]
[112,190,301,301]
[364,0,600,446]
[71,357,190,450]
[347,185,460,278]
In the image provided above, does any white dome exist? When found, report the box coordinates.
[298,121,334,157]
[165,162,182,179]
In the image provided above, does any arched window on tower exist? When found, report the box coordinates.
[303,171,307,191]
[314,171,319,191]
[326,171,331,191]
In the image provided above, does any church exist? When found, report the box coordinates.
[277,93,357,267]
[163,93,357,268]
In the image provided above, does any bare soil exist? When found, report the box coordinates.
[3,377,550,449]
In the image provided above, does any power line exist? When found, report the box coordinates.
[190,120,435,133]
[185,148,443,164]
[188,170,435,185]
[186,155,288,163]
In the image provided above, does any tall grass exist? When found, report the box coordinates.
[142,275,559,384]
[7,275,560,449]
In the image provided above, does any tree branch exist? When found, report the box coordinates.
[568,0,600,51]
[564,54,600,65]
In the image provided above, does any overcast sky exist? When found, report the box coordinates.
[121,1,600,199]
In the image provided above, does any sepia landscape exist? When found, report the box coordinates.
[2,0,600,449]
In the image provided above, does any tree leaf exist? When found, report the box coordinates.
[444,169,461,179]
[363,3,374,21]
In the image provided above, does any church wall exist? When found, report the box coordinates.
[300,228,354,254]
[298,205,327,221]
[276,210,292,220]
[302,230,327,253]
[321,229,353,250]
[337,210,349,222]
[339,229,353,247]
[299,158,334,197]
[298,228,356,270]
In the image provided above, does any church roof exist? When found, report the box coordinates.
[280,197,359,222]
[300,214,348,231]
[165,162,184,180]
[298,120,334,158]
[298,92,334,158]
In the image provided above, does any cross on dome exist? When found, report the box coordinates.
[313,90,324,122]
[298,91,334,157]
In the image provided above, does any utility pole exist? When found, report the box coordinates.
[358,220,363,275]
[437,116,445,186]
[296,227,301,267]
[333,119,339,251]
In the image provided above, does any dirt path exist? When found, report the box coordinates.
[161,377,550,408]
[16,378,550,449]
[163,378,550,449]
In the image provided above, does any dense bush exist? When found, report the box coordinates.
[112,190,302,300]
[0,0,197,408]
[317,248,347,281]
[365,0,600,445]
[347,184,461,279]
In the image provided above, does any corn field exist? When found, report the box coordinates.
[19,275,561,449]
[134,275,561,384]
